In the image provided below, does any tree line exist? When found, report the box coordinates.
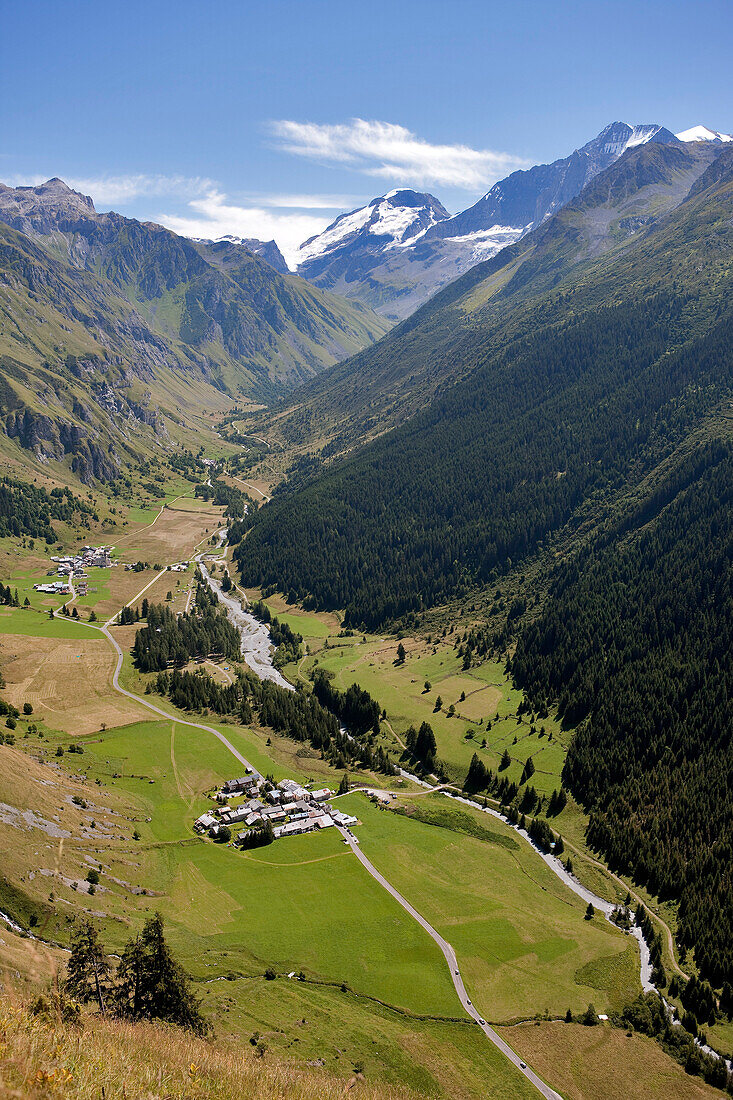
[312,671,381,736]
[0,477,96,541]
[147,665,396,777]
[132,583,240,672]
[512,441,733,987]
[250,599,303,668]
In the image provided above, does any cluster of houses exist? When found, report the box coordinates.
[194,771,359,844]
[34,545,113,596]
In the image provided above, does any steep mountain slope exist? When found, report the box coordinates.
[426,122,678,243]
[237,142,733,990]
[676,124,732,143]
[512,440,733,986]
[266,140,723,451]
[0,179,389,480]
[237,141,732,624]
[209,233,289,272]
[295,122,681,319]
[295,189,451,315]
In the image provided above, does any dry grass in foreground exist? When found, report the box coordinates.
[0,992,414,1100]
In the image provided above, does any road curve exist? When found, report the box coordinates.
[100,623,261,779]
[338,827,563,1100]
[94,601,560,1096]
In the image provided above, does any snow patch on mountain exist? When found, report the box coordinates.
[296,204,374,264]
[295,189,449,267]
[598,124,667,157]
[677,125,732,144]
[446,224,526,257]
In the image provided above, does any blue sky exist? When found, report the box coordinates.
[3,0,731,264]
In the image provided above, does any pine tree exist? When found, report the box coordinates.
[116,912,209,1035]
[64,919,111,1012]
[520,756,535,784]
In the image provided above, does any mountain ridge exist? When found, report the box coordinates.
[0,178,389,481]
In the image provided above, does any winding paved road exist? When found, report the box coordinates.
[338,827,563,1100]
[100,621,261,780]
[94,607,561,1097]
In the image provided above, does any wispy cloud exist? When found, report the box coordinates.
[156,190,331,269]
[254,192,365,209]
[6,173,214,207]
[269,118,528,191]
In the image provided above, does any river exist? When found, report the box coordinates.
[197,552,733,1065]
[196,557,294,692]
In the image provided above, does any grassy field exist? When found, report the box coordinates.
[0,630,147,733]
[19,718,455,1014]
[199,976,539,1099]
[0,607,92,638]
[272,616,571,794]
[339,792,641,1021]
[0,737,540,1099]
[0,988,421,1100]
[497,1021,723,1100]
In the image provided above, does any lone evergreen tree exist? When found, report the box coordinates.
[116,912,209,1034]
[585,902,595,920]
[396,642,406,664]
[64,919,111,1013]
[520,756,535,784]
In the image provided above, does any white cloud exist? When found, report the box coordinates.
[269,118,528,191]
[156,190,331,269]
[255,192,365,209]
[6,173,214,207]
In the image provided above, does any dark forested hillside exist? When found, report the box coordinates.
[234,144,733,989]
[236,283,733,628]
[236,145,733,628]
[512,441,733,985]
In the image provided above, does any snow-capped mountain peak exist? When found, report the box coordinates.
[676,124,732,144]
[296,190,449,269]
[592,122,677,158]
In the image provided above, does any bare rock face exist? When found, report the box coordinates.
[0,178,97,237]
[0,177,389,481]
[294,123,683,321]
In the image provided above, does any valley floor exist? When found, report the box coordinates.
[0,493,729,1099]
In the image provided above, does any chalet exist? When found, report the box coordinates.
[273,820,316,839]
[223,777,251,795]
[310,788,331,802]
[260,808,286,822]
[194,812,218,833]
[332,811,358,827]
[220,805,251,825]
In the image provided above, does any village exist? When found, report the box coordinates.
[33,545,114,596]
[193,769,382,846]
